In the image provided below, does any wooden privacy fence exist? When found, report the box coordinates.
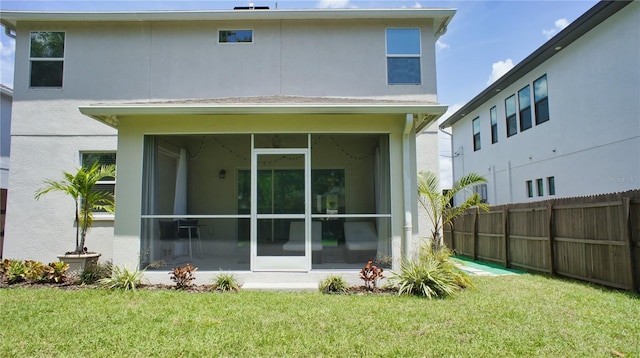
[443,190,640,292]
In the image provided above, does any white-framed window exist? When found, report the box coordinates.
[547,176,556,196]
[29,31,65,88]
[518,85,532,131]
[526,180,534,198]
[505,94,517,137]
[536,178,544,197]
[218,29,253,43]
[81,152,116,214]
[490,106,498,144]
[474,184,488,204]
[472,117,481,151]
[534,74,550,125]
[386,28,421,85]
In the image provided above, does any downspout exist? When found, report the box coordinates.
[402,114,414,259]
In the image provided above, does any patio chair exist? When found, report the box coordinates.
[282,221,323,264]
[158,220,179,258]
[178,219,202,260]
[344,221,378,263]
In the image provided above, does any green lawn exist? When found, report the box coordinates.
[1,274,638,357]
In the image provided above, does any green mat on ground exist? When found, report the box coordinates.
[453,256,525,275]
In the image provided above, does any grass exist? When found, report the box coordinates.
[1,274,639,357]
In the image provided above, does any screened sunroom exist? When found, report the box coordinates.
[140,133,391,271]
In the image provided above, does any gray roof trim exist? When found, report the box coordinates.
[440,1,631,129]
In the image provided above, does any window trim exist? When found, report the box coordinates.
[536,178,544,197]
[217,29,254,44]
[472,117,481,151]
[518,85,532,131]
[534,74,550,125]
[547,176,556,196]
[81,151,116,220]
[526,180,533,198]
[385,27,422,85]
[29,31,65,89]
[505,95,517,137]
[490,106,498,144]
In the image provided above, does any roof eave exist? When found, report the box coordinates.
[79,103,449,129]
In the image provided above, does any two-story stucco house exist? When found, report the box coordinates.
[441,1,639,206]
[0,6,454,282]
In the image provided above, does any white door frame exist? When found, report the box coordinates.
[250,142,311,271]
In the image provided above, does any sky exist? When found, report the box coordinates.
[0,0,598,187]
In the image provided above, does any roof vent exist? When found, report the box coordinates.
[234,3,269,10]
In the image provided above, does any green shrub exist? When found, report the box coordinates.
[24,260,47,282]
[99,265,145,291]
[318,275,349,294]
[3,259,26,284]
[390,246,473,299]
[212,272,241,292]
[44,261,69,284]
[80,260,112,284]
[169,264,197,289]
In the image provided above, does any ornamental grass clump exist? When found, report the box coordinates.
[99,265,145,291]
[212,272,241,292]
[390,245,473,299]
[318,275,349,294]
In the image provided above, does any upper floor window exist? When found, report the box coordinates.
[386,28,421,85]
[536,178,544,196]
[490,106,498,144]
[81,152,116,214]
[505,95,517,137]
[30,32,65,88]
[218,30,253,43]
[518,85,532,131]
[474,184,488,204]
[534,75,549,124]
[472,117,481,151]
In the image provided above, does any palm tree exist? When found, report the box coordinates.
[418,170,489,249]
[35,163,116,253]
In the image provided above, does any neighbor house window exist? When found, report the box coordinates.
[526,180,533,198]
[386,28,421,85]
[547,176,556,195]
[81,152,116,213]
[475,184,488,204]
[518,85,532,131]
[218,29,253,43]
[505,95,517,137]
[30,31,65,88]
[534,74,550,124]
[490,106,498,144]
[472,117,481,151]
[536,178,544,197]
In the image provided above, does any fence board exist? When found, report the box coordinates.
[446,190,640,292]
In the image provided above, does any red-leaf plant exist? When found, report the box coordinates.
[359,259,385,290]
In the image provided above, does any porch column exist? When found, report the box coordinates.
[402,114,414,259]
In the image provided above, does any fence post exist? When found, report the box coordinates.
[503,206,510,268]
[547,202,556,276]
[622,197,638,292]
[472,207,478,261]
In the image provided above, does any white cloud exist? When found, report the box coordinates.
[542,18,570,40]
[412,2,423,8]
[316,0,353,8]
[486,58,514,85]
[436,40,450,50]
